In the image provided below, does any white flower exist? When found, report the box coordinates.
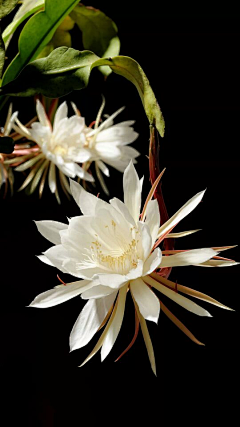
[30,162,237,374]
[12,99,93,201]
[75,98,139,194]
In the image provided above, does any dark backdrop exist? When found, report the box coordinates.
[1,1,239,425]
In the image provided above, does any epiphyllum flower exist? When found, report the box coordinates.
[11,99,93,202]
[0,104,18,195]
[75,97,139,195]
[30,162,237,374]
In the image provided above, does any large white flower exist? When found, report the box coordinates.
[11,99,93,201]
[30,162,237,374]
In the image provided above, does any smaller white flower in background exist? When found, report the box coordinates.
[29,161,238,375]
[10,99,93,202]
[0,104,18,195]
[73,96,139,195]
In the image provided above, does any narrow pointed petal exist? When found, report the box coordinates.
[167,230,201,238]
[36,99,50,127]
[144,199,160,246]
[34,220,68,245]
[134,302,156,375]
[157,190,206,240]
[80,292,120,366]
[29,280,92,308]
[151,272,234,310]
[143,248,162,276]
[69,179,107,215]
[160,248,217,268]
[37,254,54,266]
[48,161,56,193]
[144,275,212,317]
[130,278,160,323]
[160,300,205,345]
[199,260,239,267]
[70,293,117,351]
[101,284,128,361]
[96,160,110,177]
[123,161,142,223]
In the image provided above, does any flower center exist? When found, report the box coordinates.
[81,221,141,275]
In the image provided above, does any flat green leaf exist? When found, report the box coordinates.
[1,0,80,85]
[2,0,44,47]
[0,0,19,19]
[0,47,99,97]
[0,136,15,154]
[0,29,5,78]
[70,4,120,76]
[0,47,165,137]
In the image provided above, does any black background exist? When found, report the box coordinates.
[1,1,239,425]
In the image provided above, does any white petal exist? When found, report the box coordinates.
[157,190,206,239]
[143,248,162,276]
[167,230,201,238]
[95,142,122,160]
[130,278,160,323]
[138,222,152,260]
[123,161,142,223]
[96,160,110,177]
[36,99,50,127]
[101,284,128,361]
[160,248,217,268]
[97,274,128,289]
[70,293,117,351]
[145,199,160,246]
[53,102,68,131]
[69,179,107,214]
[48,161,56,193]
[109,197,136,226]
[37,254,55,266]
[144,275,212,317]
[81,285,116,299]
[199,260,239,267]
[135,303,156,375]
[29,279,92,308]
[35,220,68,245]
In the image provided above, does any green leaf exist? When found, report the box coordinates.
[0,136,15,154]
[70,4,120,76]
[0,47,99,97]
[2,0,44,47]
[0,29,5,79]
[1,0,80,86]
[0,47,165,137]
[0,0,19,19]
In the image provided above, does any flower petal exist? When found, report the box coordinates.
[123,161,142,223]
[109,197,136,226]
[81,286,117,299]
[29,279,92,308]
[130,278,160,323]
[36,99,50,127]
[157,190,206,240]
[53,102,68,132]
[134,301,156,375]
[144,275,212,317]
[160,248,217,268]
[35,220,68,245]
[97,274,128,289]
[69,179,107,215]
[101,284,128,361]
[143,248,162,276]
[144,199,160,246]
[70,293,117,351]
